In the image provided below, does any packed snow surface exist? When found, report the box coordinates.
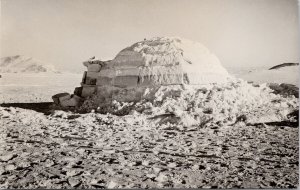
[237,65,299,86]
[0,73,82,103]
[0,103,298,188]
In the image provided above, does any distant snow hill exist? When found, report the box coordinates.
[0,55,59,73]
[241,63,299,86]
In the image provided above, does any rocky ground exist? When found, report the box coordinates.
[0,105,298,188]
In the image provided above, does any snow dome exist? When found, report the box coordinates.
[77,37,232,103]
[99,37,230,86]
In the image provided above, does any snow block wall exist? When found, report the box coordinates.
[76,37,232,102]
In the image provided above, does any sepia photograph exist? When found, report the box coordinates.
[0,0,299,188]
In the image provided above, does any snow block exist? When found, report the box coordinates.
[60,95,83,107]
[81,86,96,97]
[113,50,144,67]
[87,71,99,78]
[99,68,116,78]
[58,94,71,103]
[83,58,103,67]
[86,78,97,85]
[96,76,113,86]
[139,74,183,86]
[74,87,83,97]
[85,71,99,85]
[82,71,87,84]
[87,64,101,72]
[114,76,139,88]
[52,93,70,105]
[115,67,140,76]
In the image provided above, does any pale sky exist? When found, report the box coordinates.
[1,0,299,72]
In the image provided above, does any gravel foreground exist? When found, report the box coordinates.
[0,105,298,188]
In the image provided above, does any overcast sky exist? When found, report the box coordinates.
[1,0,299,72]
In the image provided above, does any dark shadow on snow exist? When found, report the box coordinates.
[0,102,54,115]
[248,121,298,128]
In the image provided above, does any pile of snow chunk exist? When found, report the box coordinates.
[79,78,298,127]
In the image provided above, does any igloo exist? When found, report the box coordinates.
[75,37,231,103]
